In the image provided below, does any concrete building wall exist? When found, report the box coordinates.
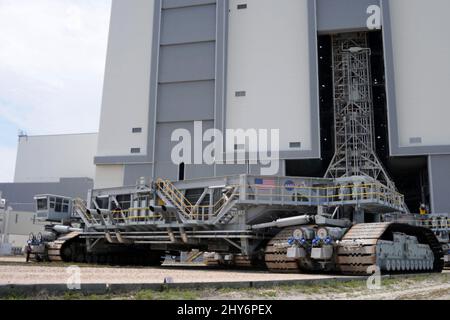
[94,165,125,189]
[14,134,97,183]
[95,0,319,188]
[154,0,220,181]
[429,155,450,213]
[0,178,93,212]
[5,235,29,251]
[387,0,450,149]
[226,0,312,152]
[0,210,45,251]
[4,211,44,235]
[317,0,380,33]
[96,0,155,158]
[95,0,230,187]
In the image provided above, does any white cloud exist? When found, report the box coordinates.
[66,5,83,32]
[0,0,111,182]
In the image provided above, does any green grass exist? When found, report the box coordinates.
[31,289,201,301]
[61,291,116,300]
[275,279,367,295]
[206,279,370,299]
[2,293,28,300]
[208,273,449,299]
[135,289,199,300]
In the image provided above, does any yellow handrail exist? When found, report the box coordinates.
[155,179,239,219]
[156,179,194,218]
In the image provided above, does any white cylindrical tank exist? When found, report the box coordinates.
[140,199,147,217]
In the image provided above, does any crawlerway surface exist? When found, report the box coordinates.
[0,256,449,300]
[2,273,450,300]
[0,256,354,285]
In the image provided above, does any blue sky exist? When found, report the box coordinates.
[0,0,111,182]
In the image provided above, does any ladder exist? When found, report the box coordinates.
[73,198,98,227]
[186,250,204,263]
[155,179,195,220]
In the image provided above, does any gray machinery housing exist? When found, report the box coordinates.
[29,174,445,274]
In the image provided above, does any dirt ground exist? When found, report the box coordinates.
[0,256,352,285]
[3,273,449,300]
[0,257,448,300]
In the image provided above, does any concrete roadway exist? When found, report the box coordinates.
[0,256,354,285]
[0,256,447,286]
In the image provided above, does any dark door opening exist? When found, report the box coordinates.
[178,162,185,181]
[386,157,430,213]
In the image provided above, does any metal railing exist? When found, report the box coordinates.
[155,179,239,221]
[239,182,405,209]
[156,179,194,219]
[110,207,163,224]
[73,198,97,226]
[85,177,406,228]
[388,215,450,230]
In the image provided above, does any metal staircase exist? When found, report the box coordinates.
[186,250,204,263]
[155,179,195,220]
[155,178,239,223]
[217,208,238,225]
[73,198,97,227]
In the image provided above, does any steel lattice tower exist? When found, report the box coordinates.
[325,33,407,212]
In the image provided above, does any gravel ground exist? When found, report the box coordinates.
[0,256,25,263]
[0,259,350,285]
[1,257,448,301]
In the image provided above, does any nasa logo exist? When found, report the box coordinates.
[284,180,295,192]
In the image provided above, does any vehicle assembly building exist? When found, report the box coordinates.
[94,0,450,214]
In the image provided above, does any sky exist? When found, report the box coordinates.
[0,0,111,182]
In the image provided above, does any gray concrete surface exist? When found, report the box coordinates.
[0,262,354,285]
[0,256,448,297]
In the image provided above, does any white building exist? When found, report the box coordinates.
[14,133,98,183]
[0,133,97,254]
[93,0,450,213]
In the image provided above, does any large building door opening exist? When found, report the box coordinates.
[286,30,430,213]
[386,157,429,212]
